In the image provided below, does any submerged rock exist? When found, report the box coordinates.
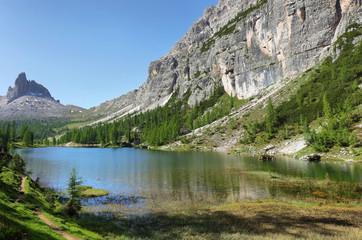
[300,154,322,162]
[259,154,276,161]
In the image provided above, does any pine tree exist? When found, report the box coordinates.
[20,125,29,139]
[323,94,332,121]
[66,168,83,216]
[349,131,358,147]
[10,153,26,172]
[265,98,277,137]
[243,119,256,144]
[110,124,118,145]
[10,121,16,141]
[22,130,33,146]
[4,124,10,145]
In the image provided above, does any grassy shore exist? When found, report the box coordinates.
[0,167,103,240]
[1,166,361,239]
[75,199,362,240]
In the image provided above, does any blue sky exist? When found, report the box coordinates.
[0,0,218,109]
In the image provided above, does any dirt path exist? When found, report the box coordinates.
[36,209,81,240]
[16,174,81,240]
[19,174,27,193]
[15,174,27,203]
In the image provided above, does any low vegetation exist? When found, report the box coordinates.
[241,24,362,153]
[0,166,103,239]
[246,171,362,202]
[81,187,109,198]
[73,198,362,240]
[201,0,268,53]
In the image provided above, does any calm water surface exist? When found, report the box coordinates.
[17,147,362,204]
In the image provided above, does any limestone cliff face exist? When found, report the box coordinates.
[91,0,362,120]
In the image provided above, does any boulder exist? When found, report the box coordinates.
[264,145,275,152]
[300,154,322,162]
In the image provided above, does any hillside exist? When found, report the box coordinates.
[86,0,361,122]
[56,0,362,161]
[0,166,104,240]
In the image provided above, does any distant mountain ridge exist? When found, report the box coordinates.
[0,73,84,119]
[6,72,55,103]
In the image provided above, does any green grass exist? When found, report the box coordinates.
[74,198,362,240]
[77,185,109,197]
[42,211,104,240]
[0,167,104,240]
[294,145,317,159]
[0,168,63,239]
[76,185,93,191]
[59,120,94,130]
[82,188,109,198]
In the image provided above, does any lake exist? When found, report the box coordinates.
[17,147,362,212]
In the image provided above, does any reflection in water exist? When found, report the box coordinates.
[141,168,270,203]
[17,147,362,205]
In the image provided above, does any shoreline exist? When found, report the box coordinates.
[37,138,362,163]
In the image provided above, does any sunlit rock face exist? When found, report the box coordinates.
[91,0,361,120]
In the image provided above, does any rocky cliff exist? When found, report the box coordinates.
[91,0,362,121]
[0,73,83,119]
[6,72,54,103]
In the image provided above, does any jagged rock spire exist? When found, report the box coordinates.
[6,72,54,103]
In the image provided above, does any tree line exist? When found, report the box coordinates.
[0,122,27,174]
[57,86,242,146]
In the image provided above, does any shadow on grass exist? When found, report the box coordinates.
[0,180,19,201]
[0,211,60,240]
[0,202,17,215]
[76,208,358,239]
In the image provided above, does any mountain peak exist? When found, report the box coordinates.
[6,73,54,103]
[14,72,27,86]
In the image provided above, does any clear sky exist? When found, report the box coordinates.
[0,0,218,109]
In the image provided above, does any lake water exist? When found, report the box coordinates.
[17,147,361,204]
